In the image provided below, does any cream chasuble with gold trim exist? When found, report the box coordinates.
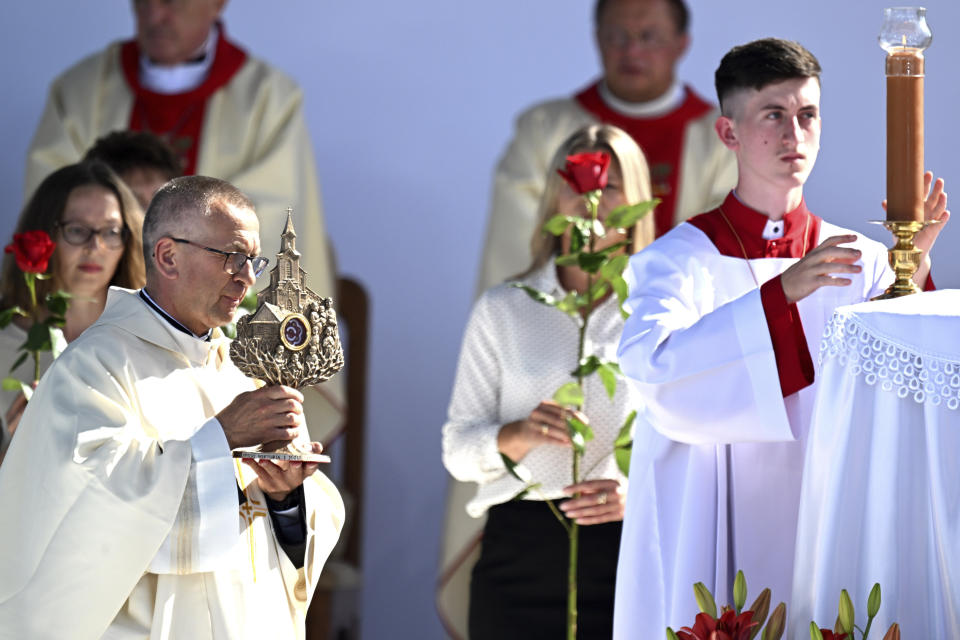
[0,288,344,639]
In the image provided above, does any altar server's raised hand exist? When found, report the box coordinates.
[217,384,305,449]
[907,172,949,285]
[780,234,862,303]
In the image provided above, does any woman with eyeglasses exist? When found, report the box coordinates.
[0,161,145,463]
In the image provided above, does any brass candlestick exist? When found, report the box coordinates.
[869,219,939,299]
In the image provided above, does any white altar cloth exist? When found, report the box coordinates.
[791,289,960,638]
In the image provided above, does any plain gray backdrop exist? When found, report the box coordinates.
[3,2,959,638]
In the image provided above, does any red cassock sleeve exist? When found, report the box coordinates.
[760,275,815,397]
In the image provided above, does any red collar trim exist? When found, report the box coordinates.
[120,23,247,101]
[687,192,822,259]
[574,81,713,126]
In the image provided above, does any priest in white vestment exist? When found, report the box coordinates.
[23,0,344,444]
[612,38,948,637]
[0,176,344,639]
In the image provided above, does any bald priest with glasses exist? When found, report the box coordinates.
[0,176,344,639]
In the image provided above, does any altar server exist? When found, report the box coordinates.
[612,38,948,636]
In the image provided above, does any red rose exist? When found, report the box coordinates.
[557,151,610,194]
[5,230,56,274]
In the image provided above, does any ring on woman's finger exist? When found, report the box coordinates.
[540,424,549,436]
[596,491,608,505]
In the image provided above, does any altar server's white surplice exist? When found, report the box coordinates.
[0,288,344,640]
[612,201,892,636]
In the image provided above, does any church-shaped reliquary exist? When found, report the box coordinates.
[230,211,344,388]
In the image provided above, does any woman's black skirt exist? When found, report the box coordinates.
[468,499,623,639]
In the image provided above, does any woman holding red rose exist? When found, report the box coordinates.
[0,161,145,463]
[442,125,654,638]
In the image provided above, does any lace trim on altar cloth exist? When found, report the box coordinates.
[820,314,960,409]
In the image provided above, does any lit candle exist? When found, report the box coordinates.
[879,8,932,222]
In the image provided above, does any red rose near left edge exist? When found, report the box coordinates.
[5,230,56,274]
[557,151,611,194]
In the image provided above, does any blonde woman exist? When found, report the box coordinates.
[442,124,653,638]
[0,161,144,463]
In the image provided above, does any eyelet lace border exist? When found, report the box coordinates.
[820,313,960,410]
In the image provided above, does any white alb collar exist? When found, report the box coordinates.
[731,190,786,240]
[598,80,684,118]
[139,24,218,94]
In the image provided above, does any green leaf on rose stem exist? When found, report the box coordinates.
[567,416,593,455]
[9,351,28,374]
[810,622,824,640]
[566,414,594,442]
[693,582,718,618]
[570,431,585,454]
[0,306,26,329]
[555,291,584,317]
[22,323,52,352]
[44,290,72,317]
[543,214,575,236]
[733,570,747,613]
[604,199,659,230]
[553,382,584,408]
[34,273,51,281]
[600,254,630,282]
[570,224,586,253]
[596,241,631,257]
[567,414,594,456]
[500,452,532,483]
[571,355,601,378]
[614,411,636,449]
[667,629,680,640]
[838,589,855,634]
[1,377,33,401]
[578,251,606,274]
[554,253,580,267]
[597,363,618,399]
[610,274,630,306]
[1,377,23,392]
[580,242,629,280]
[614,410,636,477]
[510,283,558,308]
[49,327,67,358]
[573,217,594,237]
[589,281,610,302]
[867,583,881,618]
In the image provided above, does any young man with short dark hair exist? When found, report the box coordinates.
[612,38,948,636]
